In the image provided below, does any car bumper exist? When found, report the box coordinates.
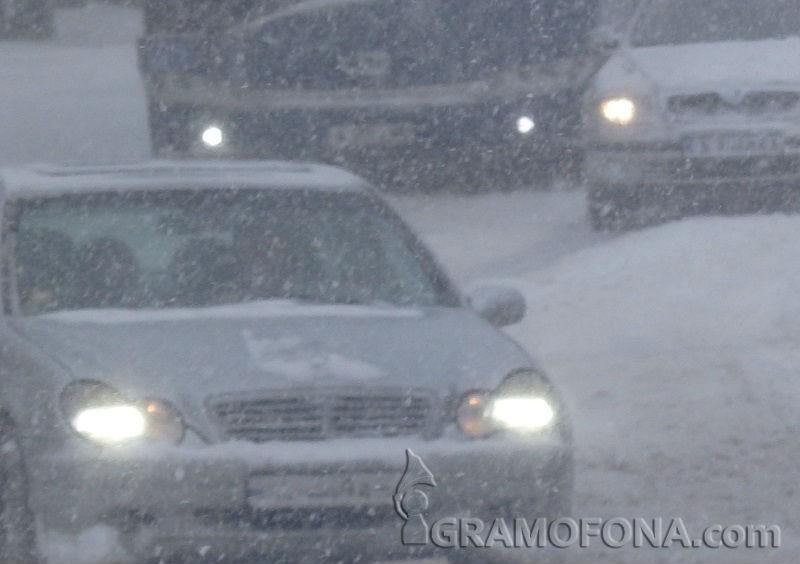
[29,434,571,561]
[586,146,800,214]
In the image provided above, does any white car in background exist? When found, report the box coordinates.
[584,0,800,230]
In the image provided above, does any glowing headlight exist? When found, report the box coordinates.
[490,397,554,431]
[72,405,146,444]
[201,125,224,147]
[516,115,536,135]
[61,380,185,445]
[600,97,636,125]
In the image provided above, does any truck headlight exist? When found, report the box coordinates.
[201,125,224,147]
[600,97,636,125]
[61,381,184,445]
[516,115,536,135]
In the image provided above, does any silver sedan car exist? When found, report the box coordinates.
[0,161,571,563]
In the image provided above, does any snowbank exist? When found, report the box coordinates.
[505,215,800,562]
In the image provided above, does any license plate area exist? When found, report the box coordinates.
[247,470,396,509]
[327,123,417,149]
[682,131,785,157]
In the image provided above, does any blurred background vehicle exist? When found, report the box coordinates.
[139,0,620,190]
[584,0,800,230]
[0,0,55,38]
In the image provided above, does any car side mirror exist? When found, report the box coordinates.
[469,286,526,327]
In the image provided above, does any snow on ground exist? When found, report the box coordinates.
[0,4,148,166]
[3,4,800,562]
[397,196,800,562]
[506,215,800,562]
[389,188,605,284]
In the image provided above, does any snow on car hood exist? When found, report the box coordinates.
[13,301,533,431]
[596,37,800,93]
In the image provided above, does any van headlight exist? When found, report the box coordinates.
[600,97,636,125]
[456,370,557,437]
[61,380,184,445]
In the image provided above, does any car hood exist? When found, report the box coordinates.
[596,37,800,93]
[13,302,535,432]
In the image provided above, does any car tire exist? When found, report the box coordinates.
[0,425,38,563]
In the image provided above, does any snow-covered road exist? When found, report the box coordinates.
[2,4,799,562]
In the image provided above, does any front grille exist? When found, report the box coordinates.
[209,387,437,442]
[668,91,800,117]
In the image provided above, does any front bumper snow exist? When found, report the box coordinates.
[585,146,800,226]
[29,435,571,561]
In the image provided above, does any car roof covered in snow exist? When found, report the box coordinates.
[0,160,370,199]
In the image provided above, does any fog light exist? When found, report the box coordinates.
[201,125,224,147]
[516,116,536,134]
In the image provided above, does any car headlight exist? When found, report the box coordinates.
[72,405,146,443]
[455,370,557,437]
[201,125,224,148]
[61,380,184,445]
[600,97,636,125]
[490,397,553,430]
[515,115,536,135]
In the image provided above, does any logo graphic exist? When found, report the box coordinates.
[394,449,436,545]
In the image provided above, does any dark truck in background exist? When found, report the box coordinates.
[139,0,617,189]
[0,0,56,38]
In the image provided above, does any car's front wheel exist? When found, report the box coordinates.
[0,423,38,563]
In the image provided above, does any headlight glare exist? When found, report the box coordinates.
[72,405,146,444]
[201,125,224,147]
[516,115,536,134]
[600,97,636,125]
[490,396,554,431]
[61,380,184,445]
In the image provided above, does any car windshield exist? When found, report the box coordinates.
[11,189,453,314]
[631,0,800,46]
